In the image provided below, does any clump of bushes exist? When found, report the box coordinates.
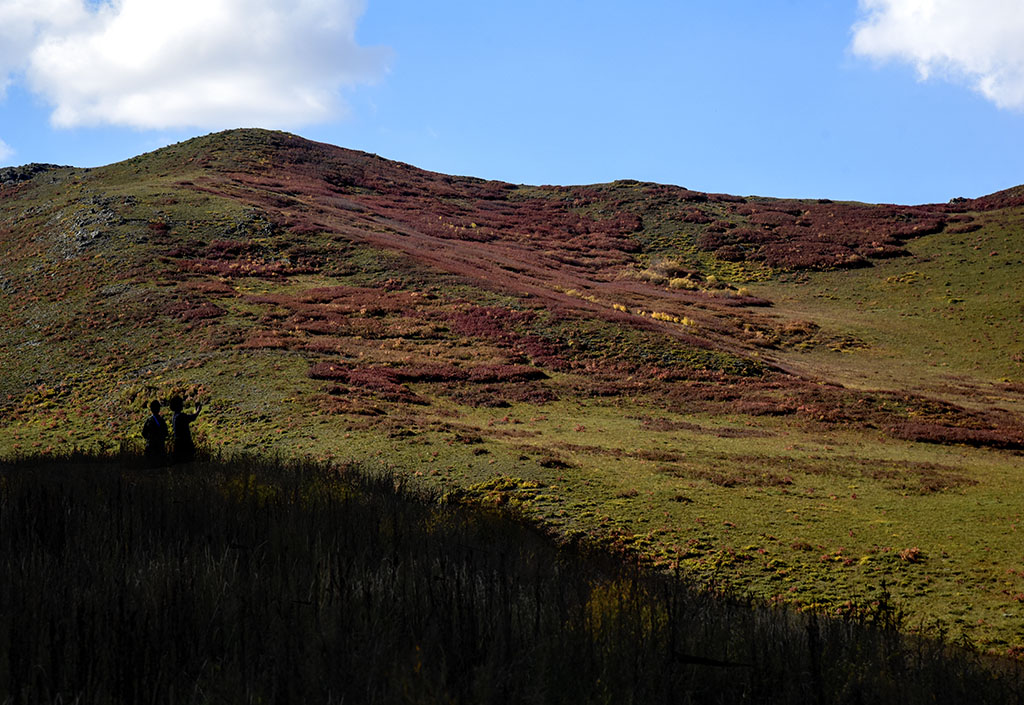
[624,257,706,288]
[668,276,699,290]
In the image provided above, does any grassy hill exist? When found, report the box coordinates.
[2,128,1023,652]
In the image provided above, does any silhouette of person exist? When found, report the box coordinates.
[169,396,202,463]
[141,400,168,463]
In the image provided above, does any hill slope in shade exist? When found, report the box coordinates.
[2,129,1023,651]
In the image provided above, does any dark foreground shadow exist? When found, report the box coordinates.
[0,448,1021,705]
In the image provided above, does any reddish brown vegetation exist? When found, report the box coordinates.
[199,133,649,281]
[749,211,798,227]
[204,240,259,259]
[164,300,226,321]
[681,210,712,224]
[554,368,1021,452]
[181,258,317,279]
[888,423,1024,450]
[448,306,535,341]
[946,222,982,234]
[312,366,425,405]
[963,185,1024,211]
[84,130,1018,452]
[178,280,236,296]
[308,361,552,407]
[446,306,567,368]
[759,242,868,270]
[450,383,557,408]
[700,200,950,270]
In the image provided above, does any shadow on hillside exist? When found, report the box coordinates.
[0,448,1020,704]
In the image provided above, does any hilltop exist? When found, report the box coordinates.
[2,129,1023,650]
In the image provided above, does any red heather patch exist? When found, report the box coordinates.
[308,363,425,404]
[310,362,546,385]
[445,307,567,367]
[365,191,643,250]
[466,364,548,383]
[689,200,950,270]
[515,335,567,369]
[759,242,868,270]
[749,211,798,227]
[888,423,1024,450]
[946,222,982,235]
[681,210,713,224]
[166,245,200,258]
[390,365,469,383]
[890,218,945,238]
[296,287,423,316]
[292,314,349,335]
[204,240,259,259]
[855,243,909,259]
[302,338,350,354]
[164,300,226,321]
[308,362,352,380]
[448,306,535,342]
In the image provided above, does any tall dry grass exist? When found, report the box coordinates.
[0,449,1020,704]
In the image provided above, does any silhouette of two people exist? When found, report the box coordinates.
[142,396,202,464]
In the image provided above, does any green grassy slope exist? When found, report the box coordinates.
[1,129,1023,653]
[755,208,1024,411]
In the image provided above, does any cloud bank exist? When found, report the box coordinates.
[852,0,1024,110]
[0,0,87,100]
[0,0,389,129]
[0,137,13,164]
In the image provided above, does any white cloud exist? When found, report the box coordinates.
[0,0,88,99]
[0,137,13,164]
[852,0,1024,110]
[0,0,389,129]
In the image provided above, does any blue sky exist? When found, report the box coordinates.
[2,0,1024,205]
